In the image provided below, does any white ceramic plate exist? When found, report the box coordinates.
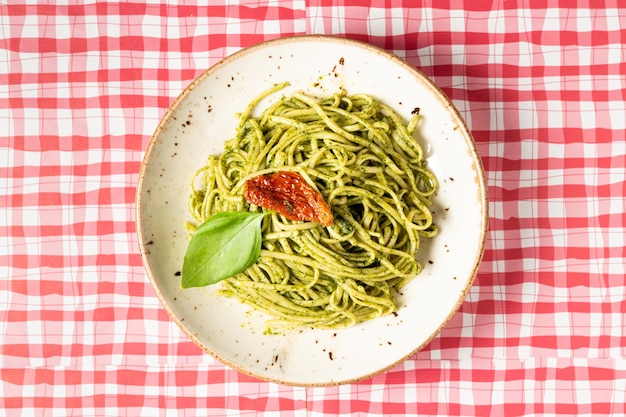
[136,35,488,386]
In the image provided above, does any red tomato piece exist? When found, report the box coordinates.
[244,171,333,226]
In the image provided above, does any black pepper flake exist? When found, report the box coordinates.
[428,260,434,264]
[339,57,345,65]
[328,352,334,360]
[145,240,154,245]
[174,271,181,276]
[411,107,420,115]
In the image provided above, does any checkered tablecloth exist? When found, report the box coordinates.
[1,0,625,415]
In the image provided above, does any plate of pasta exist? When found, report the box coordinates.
[136,35,488,386]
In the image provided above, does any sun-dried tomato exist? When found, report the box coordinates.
[244,171,333,226]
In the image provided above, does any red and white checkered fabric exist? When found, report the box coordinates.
[1,0,625,415]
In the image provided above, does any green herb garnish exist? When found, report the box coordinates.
[181,211,267,288]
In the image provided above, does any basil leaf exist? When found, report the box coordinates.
[181,211,267,288]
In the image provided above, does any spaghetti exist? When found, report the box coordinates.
[187,82,438,330]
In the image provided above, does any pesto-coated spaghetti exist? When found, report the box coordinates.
[187,82,438,331]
